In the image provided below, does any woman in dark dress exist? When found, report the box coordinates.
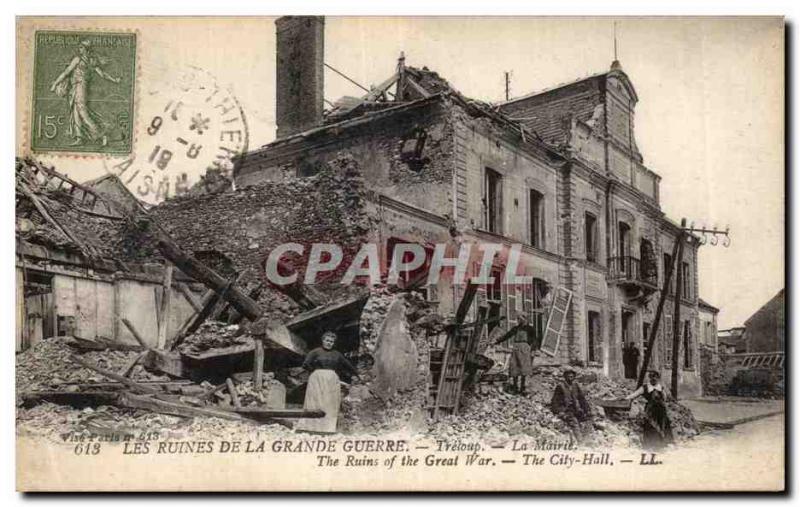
[295,331,359,434]
[625,370,674,450]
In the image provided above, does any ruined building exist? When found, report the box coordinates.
[234,17,705,396]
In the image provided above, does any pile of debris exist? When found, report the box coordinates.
[428,364,700,447]
[341,288,436,435]
[16,337,169,391]
[177,322,250,356]
[702,353,784,399]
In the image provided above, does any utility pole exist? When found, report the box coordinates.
[637,237,680,387]
[670,219,686,399]
[504,71,511,101]
[637,218,731,399]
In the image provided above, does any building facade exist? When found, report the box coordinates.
[234,17,705,396]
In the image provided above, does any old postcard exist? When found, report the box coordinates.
[14,16,785,492]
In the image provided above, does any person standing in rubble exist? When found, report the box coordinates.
[625,370,674,450]
[623,341,640,380]
[550,368,592,442]
[295,331,359,434]
[496,314,537,395]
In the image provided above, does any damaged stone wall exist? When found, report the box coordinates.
[237,100,457,219]
[133,155,374,321]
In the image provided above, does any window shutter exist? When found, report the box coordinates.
[540,286,573,357]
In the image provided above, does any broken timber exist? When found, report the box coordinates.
[19,391,325,421]
[431,281,478,419]
[69,354,161,395]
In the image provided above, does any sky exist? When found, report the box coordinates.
[16,16,784,329]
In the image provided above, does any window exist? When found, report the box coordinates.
[587,311,601,363]
[681,262,691,300]
[640,239,657,282]
[529,189,545,248]
[683,320,693,369]
[484,168,503,234]
[523,278,550,345]
[585,212,598,262]
[621,310,634,346]
[618,222,631,257]
[618,222,632,277]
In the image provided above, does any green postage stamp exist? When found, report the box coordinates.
[31,30,137,155]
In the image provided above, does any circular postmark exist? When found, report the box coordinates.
[103,65,249,205]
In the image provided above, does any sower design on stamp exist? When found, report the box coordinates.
[31,30,137,155]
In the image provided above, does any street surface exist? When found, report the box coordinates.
[682,397,785,425]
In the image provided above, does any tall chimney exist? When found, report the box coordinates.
[275,16,325,139]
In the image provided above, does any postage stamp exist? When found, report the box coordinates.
[30,30,137,155]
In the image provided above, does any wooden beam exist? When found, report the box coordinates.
[157,266,173,348]
[154,234,262,321]
[253,339,264,393]
[121,318,150,349]
[19,390,121,409]
[166,289,221,350]
[121,393,250,422]
[121,350,148,378]
[363,73,399,102]
[177,283,203,312]
[68,355,161,395]
[226,378,242,408]
[225,407,325,418]
[17,181,93,256]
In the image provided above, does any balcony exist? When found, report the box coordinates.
[609,256,659,301]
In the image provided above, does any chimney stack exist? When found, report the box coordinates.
[275,16,325,139]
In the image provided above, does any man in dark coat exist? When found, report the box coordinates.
[550,369,592,442]
[623,341,640,380]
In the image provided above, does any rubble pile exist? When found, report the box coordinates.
[701,354,784,399]
[17,403,190,441]
[15,337,167,391]
[141,154,375,321]
[427,363,700,447]
[357,285,395,355]
[342,290,434,434]
[177,322,250,355]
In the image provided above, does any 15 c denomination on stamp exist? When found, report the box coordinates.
[31,30,137,155]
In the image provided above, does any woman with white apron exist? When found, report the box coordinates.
[295,331,359,434]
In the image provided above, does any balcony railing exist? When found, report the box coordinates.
[609,256,658,288]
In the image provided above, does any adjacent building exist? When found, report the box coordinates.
[698,298,720,361]
[743,288,785,354]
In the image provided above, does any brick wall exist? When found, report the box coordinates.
[275,16,324,138]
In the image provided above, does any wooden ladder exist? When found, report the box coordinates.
[429,281,481,418]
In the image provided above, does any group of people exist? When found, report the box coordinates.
[548,367,674,449]
[295,319,674,451]
[493,310,673,449]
